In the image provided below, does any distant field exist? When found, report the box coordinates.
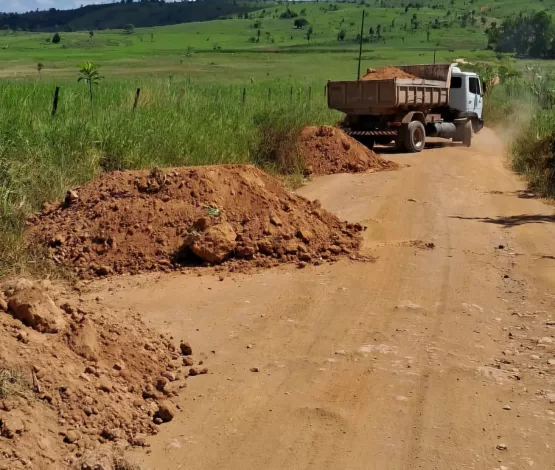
[2,0,552,81]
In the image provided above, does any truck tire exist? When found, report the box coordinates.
[404,121,426,153]
[463,120,473,147]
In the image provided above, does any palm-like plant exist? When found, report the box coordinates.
[77,62,103,112]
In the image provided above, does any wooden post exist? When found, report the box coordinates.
[242,87,246,104]
[51,86,60,118]
[268,88,271,100]
[290,86,293,103]
[433,49,437,64]
[357,10,366,80]
[133,88,141,112]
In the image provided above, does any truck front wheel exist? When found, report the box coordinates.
[404,121,426,153]
[462,120,473,147]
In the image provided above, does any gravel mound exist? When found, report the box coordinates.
[29,165,364,278]
[298,126,399,175]
[0,279,194,469]
[362,66,417,80]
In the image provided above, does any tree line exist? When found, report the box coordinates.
[0,0,258,32]
[486,11,555,59]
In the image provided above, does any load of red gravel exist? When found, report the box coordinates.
[297,126,399,175]
[28,165,365,278]
[362,66,417,80]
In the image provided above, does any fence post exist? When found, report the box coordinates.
[133,88,141,112]
[242,87,246,104]
[51,86,60,118]
[290,86,293,103]
[268,87,271,100]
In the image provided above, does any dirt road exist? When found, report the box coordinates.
[89,128,555,469]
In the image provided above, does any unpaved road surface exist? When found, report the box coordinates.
[89,129,555,469]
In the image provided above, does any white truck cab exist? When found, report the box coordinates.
[449,66,483,123]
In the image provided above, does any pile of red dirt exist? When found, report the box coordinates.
[0,278,195,469]
[362,66,417,80]
[297,126,399,175]
[28,165,365,278]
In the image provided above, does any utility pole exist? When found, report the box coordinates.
[357,10,366,81]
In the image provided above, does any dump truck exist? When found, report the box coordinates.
[327,64,484,152]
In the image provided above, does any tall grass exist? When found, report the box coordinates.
[0,78,337,276]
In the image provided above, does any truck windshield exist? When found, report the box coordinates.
[450,77,462,88]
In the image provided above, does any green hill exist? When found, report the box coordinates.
[0,1,261,32]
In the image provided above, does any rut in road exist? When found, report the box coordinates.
[80,129,555,470]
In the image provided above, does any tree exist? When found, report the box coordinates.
[52,32,61,43]
[376,23,381,37]
[89,30,94,42]
[306,26,313,42]
[300,8,307,16]
[124,24,135,34]
[369,26,374,37]
[294,18,309,29]
[256,28,261,42]
[37,62,44,78]
[77,62,103,112]
[337,29,346,41]
[426,29,430,41]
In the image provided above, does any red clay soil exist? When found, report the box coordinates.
[298,126,399,175]
[28,165,365,278]
[362,66,417,80]
[0,278,195,469]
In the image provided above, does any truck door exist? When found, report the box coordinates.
[468,76,483,119]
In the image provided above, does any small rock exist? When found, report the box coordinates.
[0,297,8,312]
[97,377,113,393]
[335,349,346,356]
[246,344,253,349]
[546,320,555,326]
[65,430,81,443]
[407,198,418,202]
[70,319,100,361]
[530,355,540,360]
[191,222,237,264]
[182,357,194,367]
[0,413,25,439]
[270,216,283,227]
[16,331,29,344]
[503,405,511,410]
[156,377,168,392]
[496,443,508,451]
[8,287,66,333]
[95,266,113,276]
[498,244,505,249]
[180,341,193,356]
[113,362,125,371]
[548,359,555,366]
[131,433,147,447]
[188,367,200,377]
[540,337,554,344]
[155,401,176,423]
[250,367,260,373]
[162,371,177,382]
[153,417,163,425]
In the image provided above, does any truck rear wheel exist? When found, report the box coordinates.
[463,120,473,147]
[404,121,426,153]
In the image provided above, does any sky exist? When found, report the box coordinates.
[1,0,178,13]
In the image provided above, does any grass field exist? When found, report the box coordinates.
[1,0,555,276]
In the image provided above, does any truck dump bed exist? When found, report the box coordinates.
[327,64,453,115]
